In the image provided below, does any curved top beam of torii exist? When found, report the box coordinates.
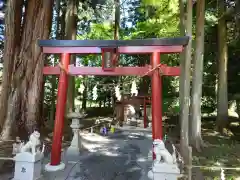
[41,37,190,76]
[38,36,189,48]
[38,36,189,55]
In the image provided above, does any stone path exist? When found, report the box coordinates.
[45,126,153,180]
[0,126,153,180]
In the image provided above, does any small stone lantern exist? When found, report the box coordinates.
[65,112,86,162]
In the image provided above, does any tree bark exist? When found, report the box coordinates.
[0,0,23,130]
[179,0,185,127]
[114,0,120,40]
[179,0,192,152]
[0,0,53,140]
[190,0,206,152]
[60,2,67,39]
[216,0,228,132]
[179,0,193,178]
[65,0,78,113]
[49,0,61,124]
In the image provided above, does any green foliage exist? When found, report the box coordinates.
[80,23,113,40]
[43,0,240,116]
[131,0,180,38]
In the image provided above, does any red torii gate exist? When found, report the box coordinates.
[38,37,189,170]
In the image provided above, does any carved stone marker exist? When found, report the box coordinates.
[13,131,45,180]
[148,139,180,180]
[65,112,85,161]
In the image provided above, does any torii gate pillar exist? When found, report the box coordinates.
[151,52,162,140]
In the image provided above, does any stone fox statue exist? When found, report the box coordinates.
[20,131,41,154]
[153,139,177,164]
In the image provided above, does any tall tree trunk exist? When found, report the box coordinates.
[39,76,46,129]
[0,0,23,131]
[114,0,120,40]
[49,0,62,124]
[179,0,186,145]
[190,0,205,152]
[179,0,192,152]
[235,2,240,39]
[60,3,67,39]
[216,0,228,132]
[0,0,53,140]
[113,0,125,125]
[179,0,193,178]
[65,0,78,113]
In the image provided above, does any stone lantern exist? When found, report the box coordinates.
[65,112,86,161]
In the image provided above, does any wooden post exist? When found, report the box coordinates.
[151,52,162,140]
[50,53,70,166]
[143,97,147,128]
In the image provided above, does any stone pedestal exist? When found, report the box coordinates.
[148,163,180,180]
[147,139,181,180]
[13,131,45,179]
[66,112,85,161]
[45,162,65,172]
[13,152,44,180]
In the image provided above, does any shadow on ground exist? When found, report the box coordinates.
[45,129,152,180]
